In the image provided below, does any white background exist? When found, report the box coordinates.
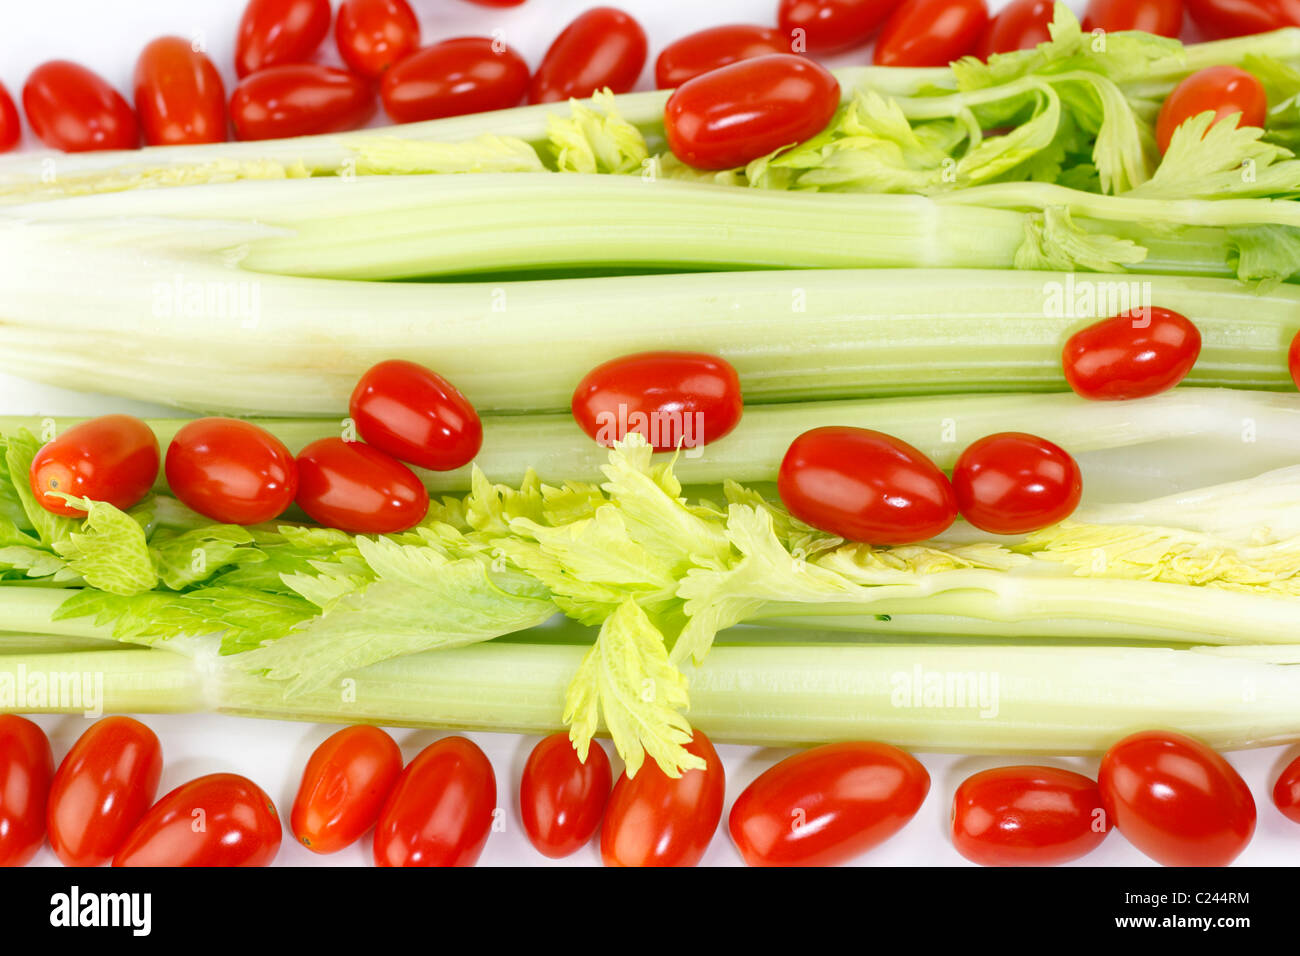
[3,0,1297,867]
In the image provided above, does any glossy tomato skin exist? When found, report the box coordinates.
[874,0,989,67]
[520,734,612,859]
[729,742,929,867]
[952,432,1082,535]
[601,731,725,868]
[779,427,957,545]
[1273,754,1300,824]
[778,0,904,54]
[1082,0,1184,37]
[1290,330,1300,390]
[1156,66,1267,154]
[230,65,375,141]
[235,0,333,78]
[952,766,1109,867]
[373,737,496,867]
[1186,0,1300,38]
[571,351,743,452]
[23,61,138,153]
[381,38,530,124]
[529,7,648,104]
[1063,307,1202,401]
[1099,731,1255,867]
[665,55,839,170]
[30,415,160,518]
[336,0,420,79]
[978,0,1055,58]
[295,437,429,534]
[0,83,21,153]
[134,37,227,146]
[350,360,483,471]
[0,716,54,867]
[47,717,163,868]
[655,24,791,89]
[165,418,298,526]
[291,726,403,854]
[114,773,281,867]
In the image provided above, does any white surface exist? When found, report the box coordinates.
[5,1,1299,867]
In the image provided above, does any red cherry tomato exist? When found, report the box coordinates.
[134,37,227,146]
[777,0,905,54]
[230,65,375,141]
[0,716,54,867]
[874,0,989,67]
[729,742,929,867]
[373,736,496,867]
[952,766,1110,866]
[1273,753,1300,823]
[1082,0,1184,37]
[22,61,138,153]
[1099,731,1255,867]
[165,418,298,526]
[1156,66,1267,155]
[47,717,163,868]
[665,54,839,170]
[1290,330,1300,390]
[291,726,403,854]
[464,0,528,5]
[295,437,429,534]
[952,432,1082,535]
[601,731,725,868]
[520,734,612,859]
[1062,307,1202,401]
[350,360,483,471]
[0,83,21,153]
[381,38,530,124]
[655,25,791,89]
[571,351,743,452]
[978,0,1055,58]
[336,0,420,79]
[1186,0,1300,38]
[235,0,333,78]
[529,7,647,104]
[778,427,957,545]
[30,415,159,518]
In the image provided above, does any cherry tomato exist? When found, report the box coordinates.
[655,24,791,89]
[230,65,375,141]
[1156,66,1267,155]
[571,351,743,452]
[47,717,163,868]
[952,766,1109,866]
[1186,0,1300,38]
[463,0,528,5]
[729,742,929,867]
[978,0,1055,58]
[0,716,53,867]
[336,0,420,79]
[1099,731,1255,867]
[134,37,227,146]
[1062,307,1202,401]
[1272,753,1300,824]
[373,736,496,867]
[778,427,957,545]
[777,0,905,54]
[381,38,530,123]
[1290,330,1300,390]
[350,360,483,471]
[520,734,612,859]
[952,432,1082,535]
[291,726,403,854]
[114,773,281,867]
[0,83,20,153]
[601,731,725,868]
[874,0,989,67]
[30,415,159,518]
[1082,0,1184,37]
[529,7,648,104]
[22,61,138,153]
[295,437,429,534]
[165,418,298,526]
[235,0,333,78]
[665,54,839,170]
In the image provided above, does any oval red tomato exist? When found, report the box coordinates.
[520,734,612,859]
[952,432,1082,535]
[0,716,54,867]
[571,351,743,452]
[1186,0,1300,38]
[134,37,227,146]
[874,0,989,67]
[291,725,403,854]
[47,717,163,868]
[1290,330,1300,390]
[1156,66,1267,155]
[1273,753,1300,824]
[295,437,429,534]
[778,0,904,54]
[231,65,375,141]
[114,773,282,867]
[601,731,725,868]
[381,37,529,123]
[655,25,791,89]
[350,360,483,471]
[165,418,298,526]
[778,427,957,545]
[729,742,929,867]
[978,0,1055,58]
[336,0,420,79]
[30,415,160,518]
[952,766,1109,866]
[0,82,21,153]
[23,61,138,152]
[1082,0,1184,37]
[529,7,648,104]
[1098,730,1255,867]
[1062,307,1202,401]
[373,736,496,867]
[235,0,333,78]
